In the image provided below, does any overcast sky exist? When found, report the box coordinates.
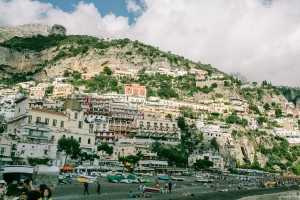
[0,0,300,87]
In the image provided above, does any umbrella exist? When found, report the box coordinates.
[61,166,74,171]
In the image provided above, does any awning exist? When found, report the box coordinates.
[60,166,74,171]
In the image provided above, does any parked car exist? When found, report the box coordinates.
[58,176,72,184]
[139,178,151,183]
[171,176,185,181]
[90,172,100,177]
[76,178,88,183]
[157,176,170,181]
[107,175,122,183]
[130,179,140,184]
[195,177,213,183]
[100,173,107,177]
[120,179,131,184]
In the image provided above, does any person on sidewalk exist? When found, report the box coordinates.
[84,182,89,196]
[168,181,172,193]
[97,182,101,195]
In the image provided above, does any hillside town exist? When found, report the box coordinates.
[1,66,300,176]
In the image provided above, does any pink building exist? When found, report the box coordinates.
[124,84,147,97]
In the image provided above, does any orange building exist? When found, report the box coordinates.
[124,84,147,98]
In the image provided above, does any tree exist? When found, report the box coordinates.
[98,143,113,155]
[72,71,82,80]
[63,70,71,77]
[166,113,172,120]
[57,137,81,165]
[224,81,229,87]
[193,157,213,169]
[103,66,112,76]
[211,83,218,89]
[275,108,282,118]
[210,137,219,152]
[177,117,187,132]
[28,158,49,166]
[45,86,54,95]
[263,103,270,111]
[257,116,268,126]
[252,154,261,169]
[249,105,260,114]
[79,152,99,162]
[0,115,5,133]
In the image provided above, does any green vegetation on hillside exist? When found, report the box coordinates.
[0,35,220,72]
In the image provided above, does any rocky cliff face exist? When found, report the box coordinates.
[0,23,66,43]
[0,46,44,73]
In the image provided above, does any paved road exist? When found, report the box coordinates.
[52,176,296,200]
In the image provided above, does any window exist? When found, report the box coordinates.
[88,138,91,144]
[71,136,74,140]
[52,119,57,127]
[36,117,41,123]
[63,135,66,138]
[60,121,64,128]
[45,118,49,125]
[78,137,81,143]
[28,115,32,123]
[51,135,55,141]
[78,121,83,129]
[74,112,78,119]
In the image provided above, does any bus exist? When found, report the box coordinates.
[0,165,35,185]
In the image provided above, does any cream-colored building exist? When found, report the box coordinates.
[29,87,46,99]
[52,84,74,98]
[134,119,181,142]
[113,143,156,160]
[141,103,180,120]
[26,99,95,153]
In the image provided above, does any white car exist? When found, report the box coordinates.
[100,173,107,177]
[130,179,140,184]
[119,179,131,184]
[90,172,100,177]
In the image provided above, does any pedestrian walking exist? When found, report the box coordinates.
[155,179,159,188]
[138,184,143,197]
[165,182,168,193]
[168,181,172,193]
[84,182,89,196]
[97,182,101,195]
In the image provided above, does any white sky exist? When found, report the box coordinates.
[1,0,300,86]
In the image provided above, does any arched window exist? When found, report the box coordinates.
[88,138,91,144]
[78,137,81,143]
[63,135,66,138]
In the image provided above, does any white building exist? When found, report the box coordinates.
[188,152,224,169]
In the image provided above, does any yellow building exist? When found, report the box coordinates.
[52,84,74,98]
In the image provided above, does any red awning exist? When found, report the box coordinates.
[60,166,74,171]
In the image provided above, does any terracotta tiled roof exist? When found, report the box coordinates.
[31,107,66,116]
